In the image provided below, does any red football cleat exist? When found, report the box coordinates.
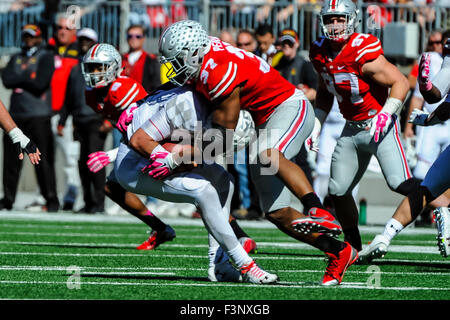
[136,225,176,250]
[321,242,358,286]
[239,237,258,254]
[291,207,342,237]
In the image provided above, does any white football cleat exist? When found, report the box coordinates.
[208,260,243,282]
[240,260,279,284]
[435,207,450,258]
[357,234,390,264]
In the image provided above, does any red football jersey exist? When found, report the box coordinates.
[85,76,148,121]
[194,37,295,126]
[310,33,389,121]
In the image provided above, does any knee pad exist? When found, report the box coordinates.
[394,178,422,196]
[407,185,436,217]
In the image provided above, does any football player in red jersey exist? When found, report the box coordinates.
[308,0,424,262]
[81,43,177,250]
[82,43,257,253]
[158,20,357,286]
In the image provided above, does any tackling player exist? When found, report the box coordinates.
[158,20,357,286]
[308,0,423,256]
[117,85,278,284]
[81,43,256,252]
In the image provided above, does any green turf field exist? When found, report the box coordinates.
[0,211,449,301]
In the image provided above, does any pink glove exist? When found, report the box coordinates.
[87,151,110,173]
[141,151,178,180]
[369,111,391,143]
[418,53,432,91]
[117,105,138,134]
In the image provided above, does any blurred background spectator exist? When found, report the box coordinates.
[59,28,107,214]
[40,12,82,212]
[236,29,258,53]
[0,24,58,212]
[255,23,277,65]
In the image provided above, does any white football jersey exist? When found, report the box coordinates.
[127,86,211,142]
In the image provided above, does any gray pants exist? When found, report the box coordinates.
[329,116,412,196]
[249,91,314,213]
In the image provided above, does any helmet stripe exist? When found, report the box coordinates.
[90,44,100,59]
[331,0,337,10]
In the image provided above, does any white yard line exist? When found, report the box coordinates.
[0,211,439,234]
[0,251,449,264]
[0,265,449,277]
[0,279,448,292]
[0,239,443,255]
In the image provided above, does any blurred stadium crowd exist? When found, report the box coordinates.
[0,0,448,227]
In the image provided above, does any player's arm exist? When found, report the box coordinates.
[362,55,409,142]
[211,86,242,130]
[0,99,40,164]
[129,109,196,179]
[419,54,450,104]
[362,55,410,103]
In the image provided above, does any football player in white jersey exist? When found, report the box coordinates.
[405,33,450,181]
[358,36,450,262]
[113,85,279,284]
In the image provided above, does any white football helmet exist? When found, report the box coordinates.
[319,0,360,42]
[81,43,122,88]
[233,110,255,151]
[159,20,211,86]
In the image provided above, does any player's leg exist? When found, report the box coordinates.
[358,119,426,262]
[328,124,372,251]
[254,92,335,220]
[105,168,175,250]
[250,102,357,285]
[115,147,277,283]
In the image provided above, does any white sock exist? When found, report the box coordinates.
[227,245,252,268]
[382,218,404,242]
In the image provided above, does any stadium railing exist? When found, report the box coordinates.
[0,1,449,58]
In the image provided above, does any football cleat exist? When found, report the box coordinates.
[136,225,176,250]
[291,207,342,237]
[435,207,450,258]
[240,260,279,284]
[239,237,258,254]
[356,234,390,264]
[322,242,358,286]
[208,260,243,282]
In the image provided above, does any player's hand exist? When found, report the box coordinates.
[18,140,41,165]
[304,117,321,152]
[408,108,440,126]
[142,151,178,180]
[418,53,432,92]
[8,127,41,164]
[87,151,111,173]
[117,105,138,134]
[368,111,392,143]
